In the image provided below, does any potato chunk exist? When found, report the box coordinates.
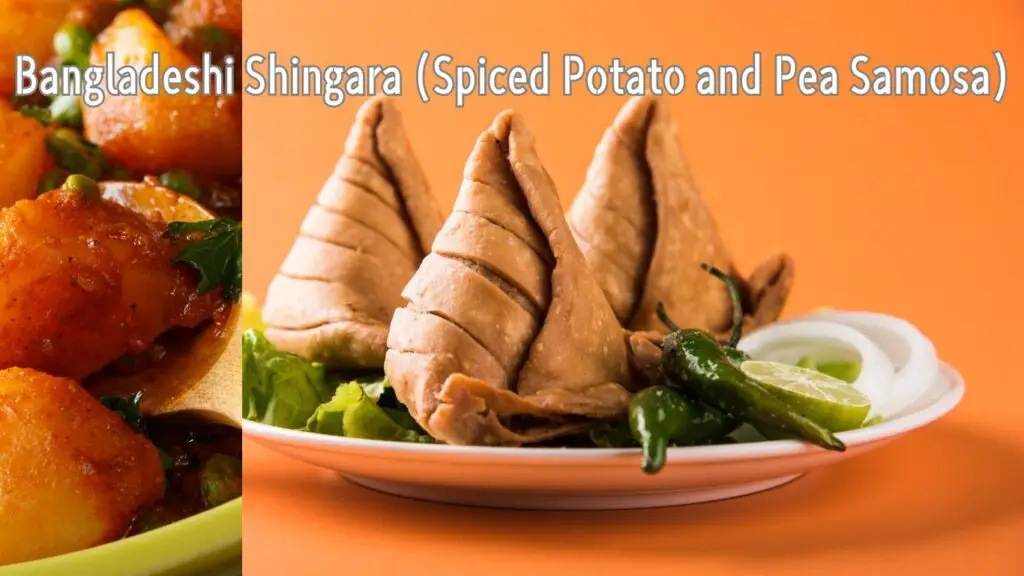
[0,105,49,208]
[0,0,78,95]
[82,8,242,177]
[0,188,225,380]
[0,368,164,565]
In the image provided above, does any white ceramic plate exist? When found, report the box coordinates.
[243,362,964,510]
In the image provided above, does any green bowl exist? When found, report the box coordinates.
[2,498,241,576]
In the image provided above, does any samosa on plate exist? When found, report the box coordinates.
[568,96,794,340]
[262,97,443,368]
[385,111,634,446]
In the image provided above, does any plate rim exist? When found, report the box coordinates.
[243,362,964,464]
[2,498,242,575]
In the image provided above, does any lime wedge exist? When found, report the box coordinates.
[817,361,861,383]
[796,356,817,370]
[741,360,871,432]
[793,356,860,383]
[861,415,884,428]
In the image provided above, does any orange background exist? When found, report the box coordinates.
[242,1,1024,574]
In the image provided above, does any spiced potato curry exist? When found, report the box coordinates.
[0,0,242,567]
[0,182,242,567]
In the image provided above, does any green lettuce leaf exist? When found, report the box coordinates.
[356,375,389,401]
[306,380,432,443]
[305,382,363,436]
[242,329,332,429]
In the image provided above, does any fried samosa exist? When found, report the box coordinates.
[0,187,225,380]
[569,96,795,339]
[385,111,633,446]
[262,97,443,369]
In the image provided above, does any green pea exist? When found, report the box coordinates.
[199,454,242,509]
[159,170,202,199]
[62,174,100,199]
[37,168,71,195]
[53,24,94,68]
[48,95,82,128]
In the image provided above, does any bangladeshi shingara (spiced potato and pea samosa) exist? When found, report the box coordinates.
[385,110,637,446]
[261,97,443,369]
[569,96,794,342]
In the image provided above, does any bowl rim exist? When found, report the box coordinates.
[243,361,964,465]
[2,498,241,575]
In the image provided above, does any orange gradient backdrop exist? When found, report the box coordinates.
[242,1,1024,574]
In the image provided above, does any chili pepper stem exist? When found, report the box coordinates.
[701,263,744,348]
[656,302,681,333]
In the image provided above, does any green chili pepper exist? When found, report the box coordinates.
[703,263,752,365]
[656,298,749,368]
[46,128,104,180]
[753,422,797,441]
[629,386,738,474]
[701,263,744,348]
[62,174,100,199]
[721,346,750,367]
[53,24,93,69]
[661,329,846,452]
[159,170,202,199]
[48,95,82,128]
[654,264,752,366]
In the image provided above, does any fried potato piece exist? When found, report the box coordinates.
[82,9,242,177]
[0,188,224,380]
[0,105,49,208]
[0,368,164,566]
[0,0,78,95]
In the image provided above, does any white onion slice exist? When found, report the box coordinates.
[808,311,938,418]
[738,320,896,420]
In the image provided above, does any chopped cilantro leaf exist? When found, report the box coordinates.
[165,218,242,302]
[19,105,51,126]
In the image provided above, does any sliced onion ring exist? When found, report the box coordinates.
[738,320,896,420]
[809,311,939,418]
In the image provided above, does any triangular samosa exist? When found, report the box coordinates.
[385,111,633,446]
[568,96,794,339]
[262,97,443,368]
